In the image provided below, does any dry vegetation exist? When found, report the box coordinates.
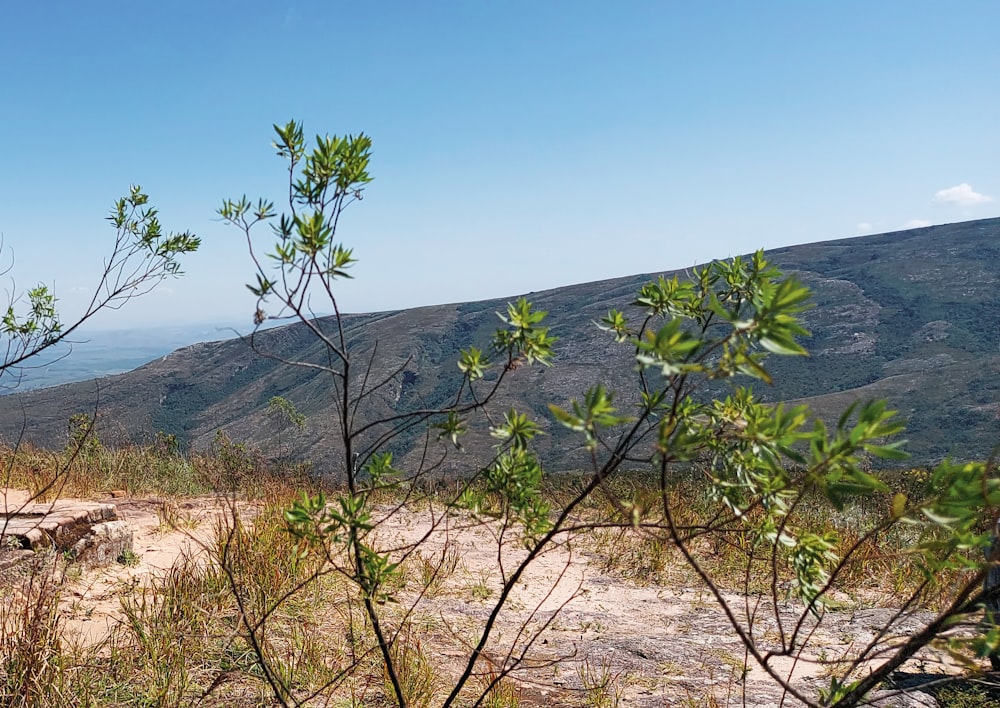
[1,438,995,707]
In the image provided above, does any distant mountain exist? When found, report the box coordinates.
[0,323,254,393]
[1,218,997,475]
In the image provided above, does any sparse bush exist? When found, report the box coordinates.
[116,549,140,567]
[266,395,307,462]
[578,655,623,708]
[386,626,436,708]
[209,120,1000,708]
[476,664,522,708]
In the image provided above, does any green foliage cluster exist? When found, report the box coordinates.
[3,121,997,707]
[266,395,306,429]
[219,122,1000,707]
[0,185,198,386]
[219,120,371,326]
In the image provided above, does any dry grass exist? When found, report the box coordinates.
[0,558,64,706]
[0,442,984,706]
[0,432,312,502]
[551,473,972,609]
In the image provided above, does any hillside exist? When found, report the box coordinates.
[1,218,997,475]
[0,323,253,392]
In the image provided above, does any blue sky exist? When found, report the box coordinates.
[1,1,997,331]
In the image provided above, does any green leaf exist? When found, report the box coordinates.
[758,334,807,356]
[921,507,959,527]
[548,403,584,432]
[891,493,908,519]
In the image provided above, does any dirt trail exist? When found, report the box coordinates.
[11,492,971,706]
[370,506,954,707]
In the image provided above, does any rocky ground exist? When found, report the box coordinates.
[2,490,997,707]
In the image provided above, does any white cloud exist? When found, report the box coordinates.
[932,183,994,206]
[902,219,931,229]
[856,222,873,234]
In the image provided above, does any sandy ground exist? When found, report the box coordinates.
[56,494,231,646]
[3,491,983,707]
[365,506,956,707]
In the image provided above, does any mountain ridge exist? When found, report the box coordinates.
[2,217,997,475]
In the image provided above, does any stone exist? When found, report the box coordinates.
[0,501,133,572]
[867,689,939,707]
[69,520,133,568]
[1,501,117,551]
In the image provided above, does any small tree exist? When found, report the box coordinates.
[1,186,198,498]
[220,121,555,705]
[265,394,306,460]
[0,185,199,388]
[218,121,998,707]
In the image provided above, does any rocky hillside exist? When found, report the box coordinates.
[2,218,997,476]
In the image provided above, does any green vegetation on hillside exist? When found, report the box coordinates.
[0,218,997,468]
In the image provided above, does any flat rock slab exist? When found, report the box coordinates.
[0,501,131,569]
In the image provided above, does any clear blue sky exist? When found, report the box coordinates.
[1,1,997,331]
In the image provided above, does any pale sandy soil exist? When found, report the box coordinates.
[364,506,961,707]
[58,494,231,646]
[7,491,987,707]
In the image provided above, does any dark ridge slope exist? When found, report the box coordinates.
[1,218,996,474]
